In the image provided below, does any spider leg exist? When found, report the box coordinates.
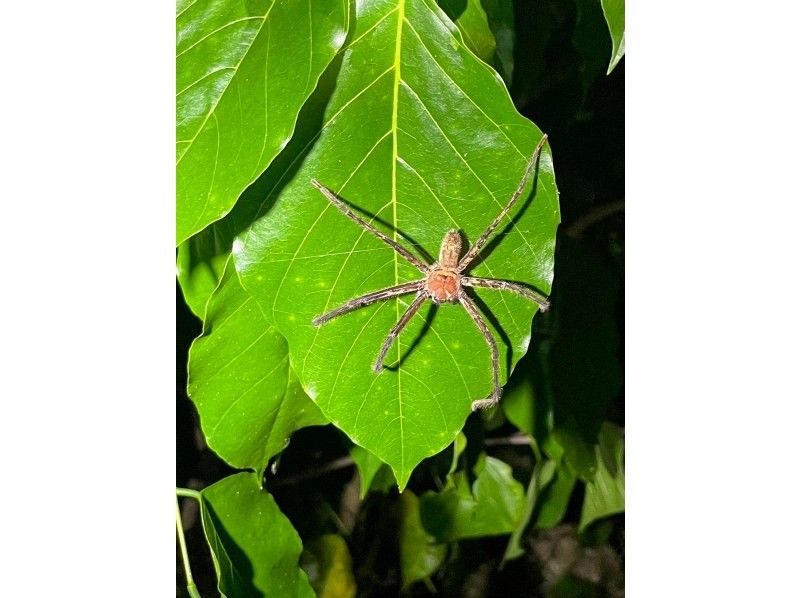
[458,134,549,271]
[312,281,424,327]
[458,290,502,410]
[372,292,427,372]
[310,180,428,273]
[461,276,550,311]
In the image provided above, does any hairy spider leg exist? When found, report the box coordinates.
[461,276,550,311]
[312,281,424,326]
[310,179,427,272]
[458,290,502,410]
[458,134,549,271]
[373,292,428,372]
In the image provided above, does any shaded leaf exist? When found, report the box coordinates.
[188,259,326,476]
[550,237,622,466]
[420,454,526,542]
[176,0,349,243]
[438,0,496,67]
[236,0,559,489]
[177,227,232,319]
[573,0,613,98]
[534,461,577,529]
[200,472,314,597]
[482,0,515,83]
[300,534,357,598]
[351,445,396,498]
[503,458,556,561]
[399,491,447,589]
[600,0,625,73]
[579,422,624,531]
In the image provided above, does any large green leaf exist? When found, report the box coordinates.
[235,0,559,488]
[176,0,348,244]
[200,472,314,597]
[188,259,326,475]
[600,0,625,73]
[419,453,526,542]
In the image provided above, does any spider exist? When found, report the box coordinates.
[310,134,551,410]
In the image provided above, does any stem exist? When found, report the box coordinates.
[176,487,202,499]
[176,493,201,597]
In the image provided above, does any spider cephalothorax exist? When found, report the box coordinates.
[310,134,551,410]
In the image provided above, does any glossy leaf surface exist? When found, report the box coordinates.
[601,0,625,73]
[236,0,559,488]
[200,472,314,597]
[176,0,348,243]
[188,259,326,475]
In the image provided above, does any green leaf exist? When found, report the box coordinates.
[300,535,358,598]
[502,457,556,561]
[236,0,559,489]
[600,0,625,73]
[437,0,496,66]
[534,461,577,529]
[579,422,624,531]
[199,472,314,598]
[188,259,326,475]
[177,228,232,319]
[550,237,622,470]
[399,491,447,589]
[420,453,526,542]
[481,0,515,83]
[351,445,396,498]
[176,0,349,244]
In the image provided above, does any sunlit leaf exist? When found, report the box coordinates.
[399,491,447,588]
[579,422,624,531]
[188,259,326,475]
[301,534,358,598]
[235,0,559,488]
[176,0,349,243]
[600,0,625,73]
[200,472,314,597]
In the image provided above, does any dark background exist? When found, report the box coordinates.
[178,0,624,595]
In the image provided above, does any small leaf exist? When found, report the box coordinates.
[481,0,515,83]
[579,422,624,531]
[534,462,577,529]
[177,229,232,319]
[176,0,349,243]
[420,454,526,542]
[502,458,556,561]
[199,472,314,597]
[351,445,396,498]
[300,535,358,598]
[438,0,496,67]
[236,0,559,489]
[399,491,447,589]
[188,259,326,475]
[600,0,625,73]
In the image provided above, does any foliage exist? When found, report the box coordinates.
[177,0,624,595]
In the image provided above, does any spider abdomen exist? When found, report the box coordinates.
[426,269,461,303]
